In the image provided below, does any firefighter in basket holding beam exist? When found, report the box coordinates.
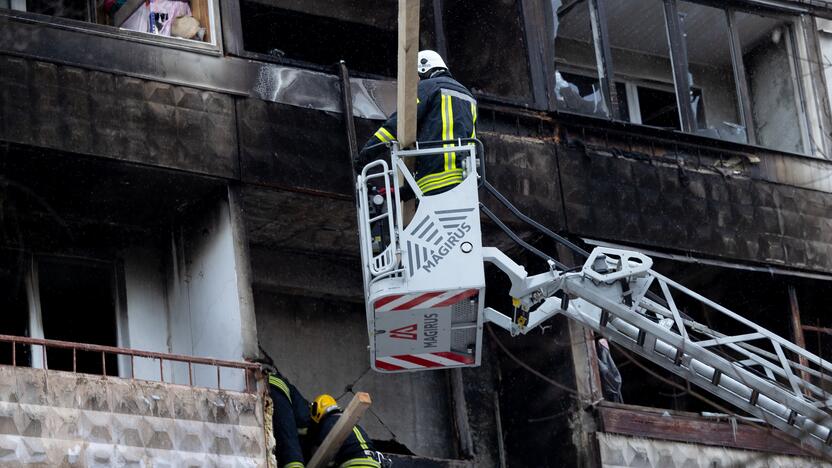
[357,50,477,197]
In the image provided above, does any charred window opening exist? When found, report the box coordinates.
[606,0,678,128]
[633,85,681,130]
[554,1,608,117]
[239,1,397,76]
[554,0,817,155]
[3,0,217,44]
[444,0,533,102]
[36,257,119,376]
[735,12,807,154]
[786,281,832,394]
[677,1,745,143]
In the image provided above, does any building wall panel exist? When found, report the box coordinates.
[0,366,266,466]
[559,144,832,270]
[0,56,238,178]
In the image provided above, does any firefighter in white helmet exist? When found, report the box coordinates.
[357,50,478,196]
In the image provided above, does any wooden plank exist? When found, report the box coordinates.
[190,0,211,43]
[307,392,372,468]
[597,403,819,458]
[397,0,420,148]
[788,284,811,394]
[802,324,832,336]
[450,368,474,458]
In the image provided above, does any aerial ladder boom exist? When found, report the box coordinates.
[356,140,832,457]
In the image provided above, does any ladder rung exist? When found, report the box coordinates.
[674,349,684,366]
[600,310,610,328]
[369,213,389,223]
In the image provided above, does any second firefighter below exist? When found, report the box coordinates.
[357,50,477,196]
[309,394,388,468]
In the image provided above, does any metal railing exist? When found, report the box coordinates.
[0,334,261,393]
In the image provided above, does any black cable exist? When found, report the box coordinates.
[482,180,589,259]
[480,203,569,271]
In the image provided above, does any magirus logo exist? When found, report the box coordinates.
[389,324,418,340]
[406,208,475,275]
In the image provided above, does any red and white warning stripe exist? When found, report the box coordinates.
[375,352,475,371]
[374,289,479,312]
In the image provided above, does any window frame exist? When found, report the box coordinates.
[223,0,541,103]
[221,0,400,80]
[548,0,831,159]
[0,0,224,55]
[24,253,126,375]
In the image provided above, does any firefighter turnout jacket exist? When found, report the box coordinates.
[268,374,312,468]
[311,411,381,468]
[357,70,477,195]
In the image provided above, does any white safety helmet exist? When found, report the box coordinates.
[417,50,447,77]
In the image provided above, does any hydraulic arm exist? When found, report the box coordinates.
[355,140,832,457]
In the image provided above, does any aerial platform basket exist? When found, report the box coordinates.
[356,140,485,373]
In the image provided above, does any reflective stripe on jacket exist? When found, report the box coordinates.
[358,71,477,195]
[312,412,378,467]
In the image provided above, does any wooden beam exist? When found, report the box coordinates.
[788,284,811,394]
[307,392,373,468]
[397,0,420,148]
[597,403,820,458]
[802,324,832,336]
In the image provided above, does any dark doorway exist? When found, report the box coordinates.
[38,258,119,375]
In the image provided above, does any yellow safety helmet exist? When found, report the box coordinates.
[310,394,339,423]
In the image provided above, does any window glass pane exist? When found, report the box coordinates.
[554,0,608,117]
[38,259,118,375]
[240,1,398,76]
[678,2,746,143]
[606,0,678,129]
[444,0,533,101]
[3,0,215,43]
[735,12,806,154]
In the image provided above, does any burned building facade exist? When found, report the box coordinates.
[2,0,832,466]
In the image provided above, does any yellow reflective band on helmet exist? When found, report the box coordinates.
[339,458,381,468]
[353,427,369,450]
[269,375,292,401]
[283,462,305,468]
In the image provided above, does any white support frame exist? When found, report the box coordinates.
[483,245,832,456]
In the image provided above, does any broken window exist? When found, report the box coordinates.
[734,12,808,154]
[677,2,746,143]
[605,0,679,129]
[239,0,398,76]
[553,0,608,117]
[444,0,534,102]
[32,257,119,375]
[2,0,217,44]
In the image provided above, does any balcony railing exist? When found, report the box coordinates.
[0,334,261,393]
